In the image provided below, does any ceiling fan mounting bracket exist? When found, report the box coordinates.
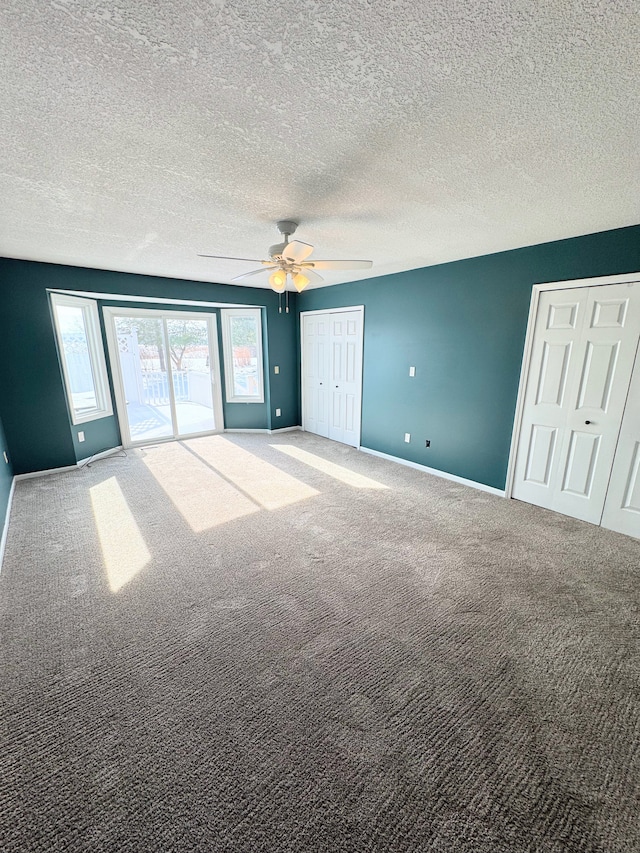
[276,220,298,239]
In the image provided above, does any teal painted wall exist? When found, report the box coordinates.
[0,412,13,543]
[0,259,299,474]
[2,225,638,486]
[70,415,121,462]
[298,225,640,490]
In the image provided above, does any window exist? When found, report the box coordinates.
[220,308,264,403]
[51,293,113,424]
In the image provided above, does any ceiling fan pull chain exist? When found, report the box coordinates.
[278,292,282,314]
[286,290,289,313]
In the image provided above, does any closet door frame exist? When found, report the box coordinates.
[300,305,364,447]
[506,271,640,500]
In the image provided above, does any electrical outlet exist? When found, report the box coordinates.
[274,365,280,374]
[404,433,411,443]
[275,408,281,417]
[409,366,416,377]
[425,439,431,447]
[3,451,7,464]
[78,431,85,442]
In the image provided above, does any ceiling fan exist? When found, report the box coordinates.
[198,220,373,293]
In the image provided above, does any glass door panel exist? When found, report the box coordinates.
[113,316,174,443]
[166,318,216,436]
[107,309,224,447]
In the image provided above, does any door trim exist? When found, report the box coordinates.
[505,272,640,498]
[300,306,365,446]
[103,306,225,448]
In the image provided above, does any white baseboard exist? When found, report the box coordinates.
[359,446,506,497]
[14,465,78,481]
[225,426,301,435]
[14,445,125,480]
[77,445,124,467]
[0,477,16,574]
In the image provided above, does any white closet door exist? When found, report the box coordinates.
[302,308,363,448]
[513,282,640,524]
[601,342,640,537]
[302,313,330,438]
[513,288,586,511]
[328,311,363,448]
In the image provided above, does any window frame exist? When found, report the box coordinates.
[51,293,113,425]
[220,308,265,403]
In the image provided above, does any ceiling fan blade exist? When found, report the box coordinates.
[282,240,314,263]
[301,259,373,271]
[296,268,324,284]
[231,266,276,282]
[197,254,264,263]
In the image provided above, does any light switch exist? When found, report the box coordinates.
[274,366,280,374]
[78,431,85,442]
[404,433,411,443]
[275,408,281,417]
[409,366,416,377]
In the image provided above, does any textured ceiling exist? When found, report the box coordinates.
[1,0,639,290]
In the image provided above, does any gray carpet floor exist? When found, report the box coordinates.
[1,431,639,852]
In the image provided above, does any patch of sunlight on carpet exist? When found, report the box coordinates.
[184,435,319,510]
[90,477,151,593]
[272,445,389,490]
[141,442,259,532]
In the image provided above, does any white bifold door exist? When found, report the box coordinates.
[302,308,364,448]
[512,280,640,537]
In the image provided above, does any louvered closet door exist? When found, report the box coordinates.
[513,282,640,524]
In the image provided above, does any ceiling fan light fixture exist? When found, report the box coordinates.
[269,270,287,292]
[293,272,311,292]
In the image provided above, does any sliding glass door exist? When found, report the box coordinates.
[104,308,224,446]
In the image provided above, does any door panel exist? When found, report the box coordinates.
[513,282,640,524]
[302,314,330,438]
[601,342,640,537]
[575,341,618,411]
[561,431,600,497]
[524,425,557,486]
[552,284,640,522]
[536,342,572,406]
[166,318,216,437]
[548,301,580,330]
[513,290,586,507]
[328,310,363,447]
[591,297,628,328]
[107,310,223,447]
[114,316,174,444]
[345,393,356,433]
